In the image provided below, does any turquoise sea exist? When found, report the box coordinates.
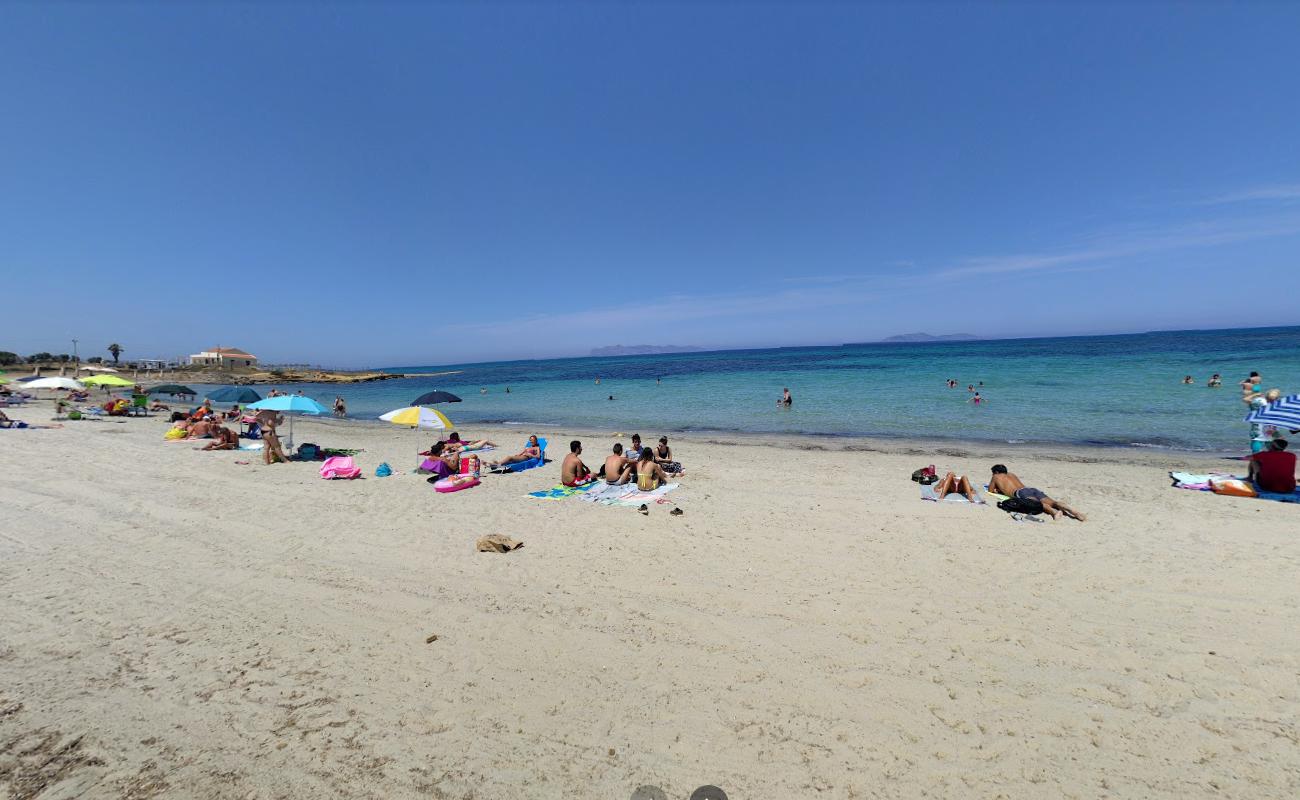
[195,326,1300,453]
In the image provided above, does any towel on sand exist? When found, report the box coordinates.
[921,484,985,504]
[528,482,599,500]
[1169,471,1300,503]
[577,482,679,507]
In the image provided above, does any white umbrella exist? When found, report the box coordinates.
[26,377,85,391]
[82,365,119,373]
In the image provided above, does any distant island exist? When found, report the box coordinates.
[878,332,981,343]
[589,344,705,357]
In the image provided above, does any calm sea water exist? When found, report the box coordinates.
[193,326,1300,453]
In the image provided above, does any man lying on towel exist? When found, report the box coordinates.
[988,464,1086,521]
[561,440,594,487]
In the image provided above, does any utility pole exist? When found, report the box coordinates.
[72,338,79,377]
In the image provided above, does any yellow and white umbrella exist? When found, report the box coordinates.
[379,406,452,430]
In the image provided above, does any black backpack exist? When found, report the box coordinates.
[997,496,1044,515]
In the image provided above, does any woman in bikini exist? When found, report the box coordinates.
[636,448,671,492]
[654,436,683,475]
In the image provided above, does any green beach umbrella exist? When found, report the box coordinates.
[82,374,135,387]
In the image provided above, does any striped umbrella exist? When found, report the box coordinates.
[380,406,452,430]
[1245,394,1300,429]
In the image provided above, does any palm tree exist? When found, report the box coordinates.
[107,343,124,364]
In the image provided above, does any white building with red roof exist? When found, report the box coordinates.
[188,347,259,368]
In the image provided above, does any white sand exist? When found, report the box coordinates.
[1,403,1298,798]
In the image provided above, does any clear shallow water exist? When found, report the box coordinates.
[193,327,1300,453]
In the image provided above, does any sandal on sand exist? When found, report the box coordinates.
[669,507,683,516]
[638,504,649,515]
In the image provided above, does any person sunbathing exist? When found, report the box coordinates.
[149,400,171,411]
[223,404,242,421]
[0,410,26,428]
[186,419,215,439]
[489,435,541,469]
[602,443,633,486]
[635,448,671,491]
[202,425,239,450]
[561,440,593,487]
[933,471,979,502]
[418,441,459,478]
[988,464,1085,520]
[445,432,496,453]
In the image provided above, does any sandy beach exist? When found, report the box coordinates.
[2,403,1298,799]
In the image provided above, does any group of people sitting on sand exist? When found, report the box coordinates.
[560,434,684,490]
[931,463,1085,521]
[165,400,289,464]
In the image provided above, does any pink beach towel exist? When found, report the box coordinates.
[320,455,362,480]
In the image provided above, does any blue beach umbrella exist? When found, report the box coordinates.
[208,386,263,404]
[246,395,328,450]
[1245,394,1300,430]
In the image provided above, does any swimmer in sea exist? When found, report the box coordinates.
[969,392,984,405]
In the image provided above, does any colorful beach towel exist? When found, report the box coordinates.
[527,482,599,500]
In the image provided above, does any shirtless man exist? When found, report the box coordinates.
[202,425,239,450]
[561,440,593,487]
[988,464,1085,521]
[602,443,633,486]
[489,435,541,469]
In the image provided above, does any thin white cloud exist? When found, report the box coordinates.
[1202,184,1300,205]
[934,213,1300,279]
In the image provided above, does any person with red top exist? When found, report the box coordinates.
[1249,439,1297,494]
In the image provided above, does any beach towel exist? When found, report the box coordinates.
[576,481,679,507]
[920,484,985,504]
[237,441,264,451]
[419,458,454,479]
[1168,471,1300,503]
[527,482,599,500]
[320,455,361,480]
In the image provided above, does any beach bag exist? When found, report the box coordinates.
[375,462,392,477]
[1210,477,1257,498]
[297,443,320,460]
[911,465,938,485]
[164,427,186,440]
[997,496,1044,515]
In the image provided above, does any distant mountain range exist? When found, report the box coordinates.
[589,344,705,357]
[879,332,981,343]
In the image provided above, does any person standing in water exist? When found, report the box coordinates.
[779,388,793,407]
[333,395,347,417]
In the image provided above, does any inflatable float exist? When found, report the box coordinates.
[434,474,480,493]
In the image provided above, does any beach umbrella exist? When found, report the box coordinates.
[148,384,197,396]
[246,395,328,450]
[208,386,262,404]
[411,390,462,405]
[1245,394,1300,429]
[81,374,135,387]
[82,365,119,373]
[25,377,85,391]
[17,375,44,383]
[379,406,452,430]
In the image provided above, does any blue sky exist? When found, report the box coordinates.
[2,2,1298,367]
